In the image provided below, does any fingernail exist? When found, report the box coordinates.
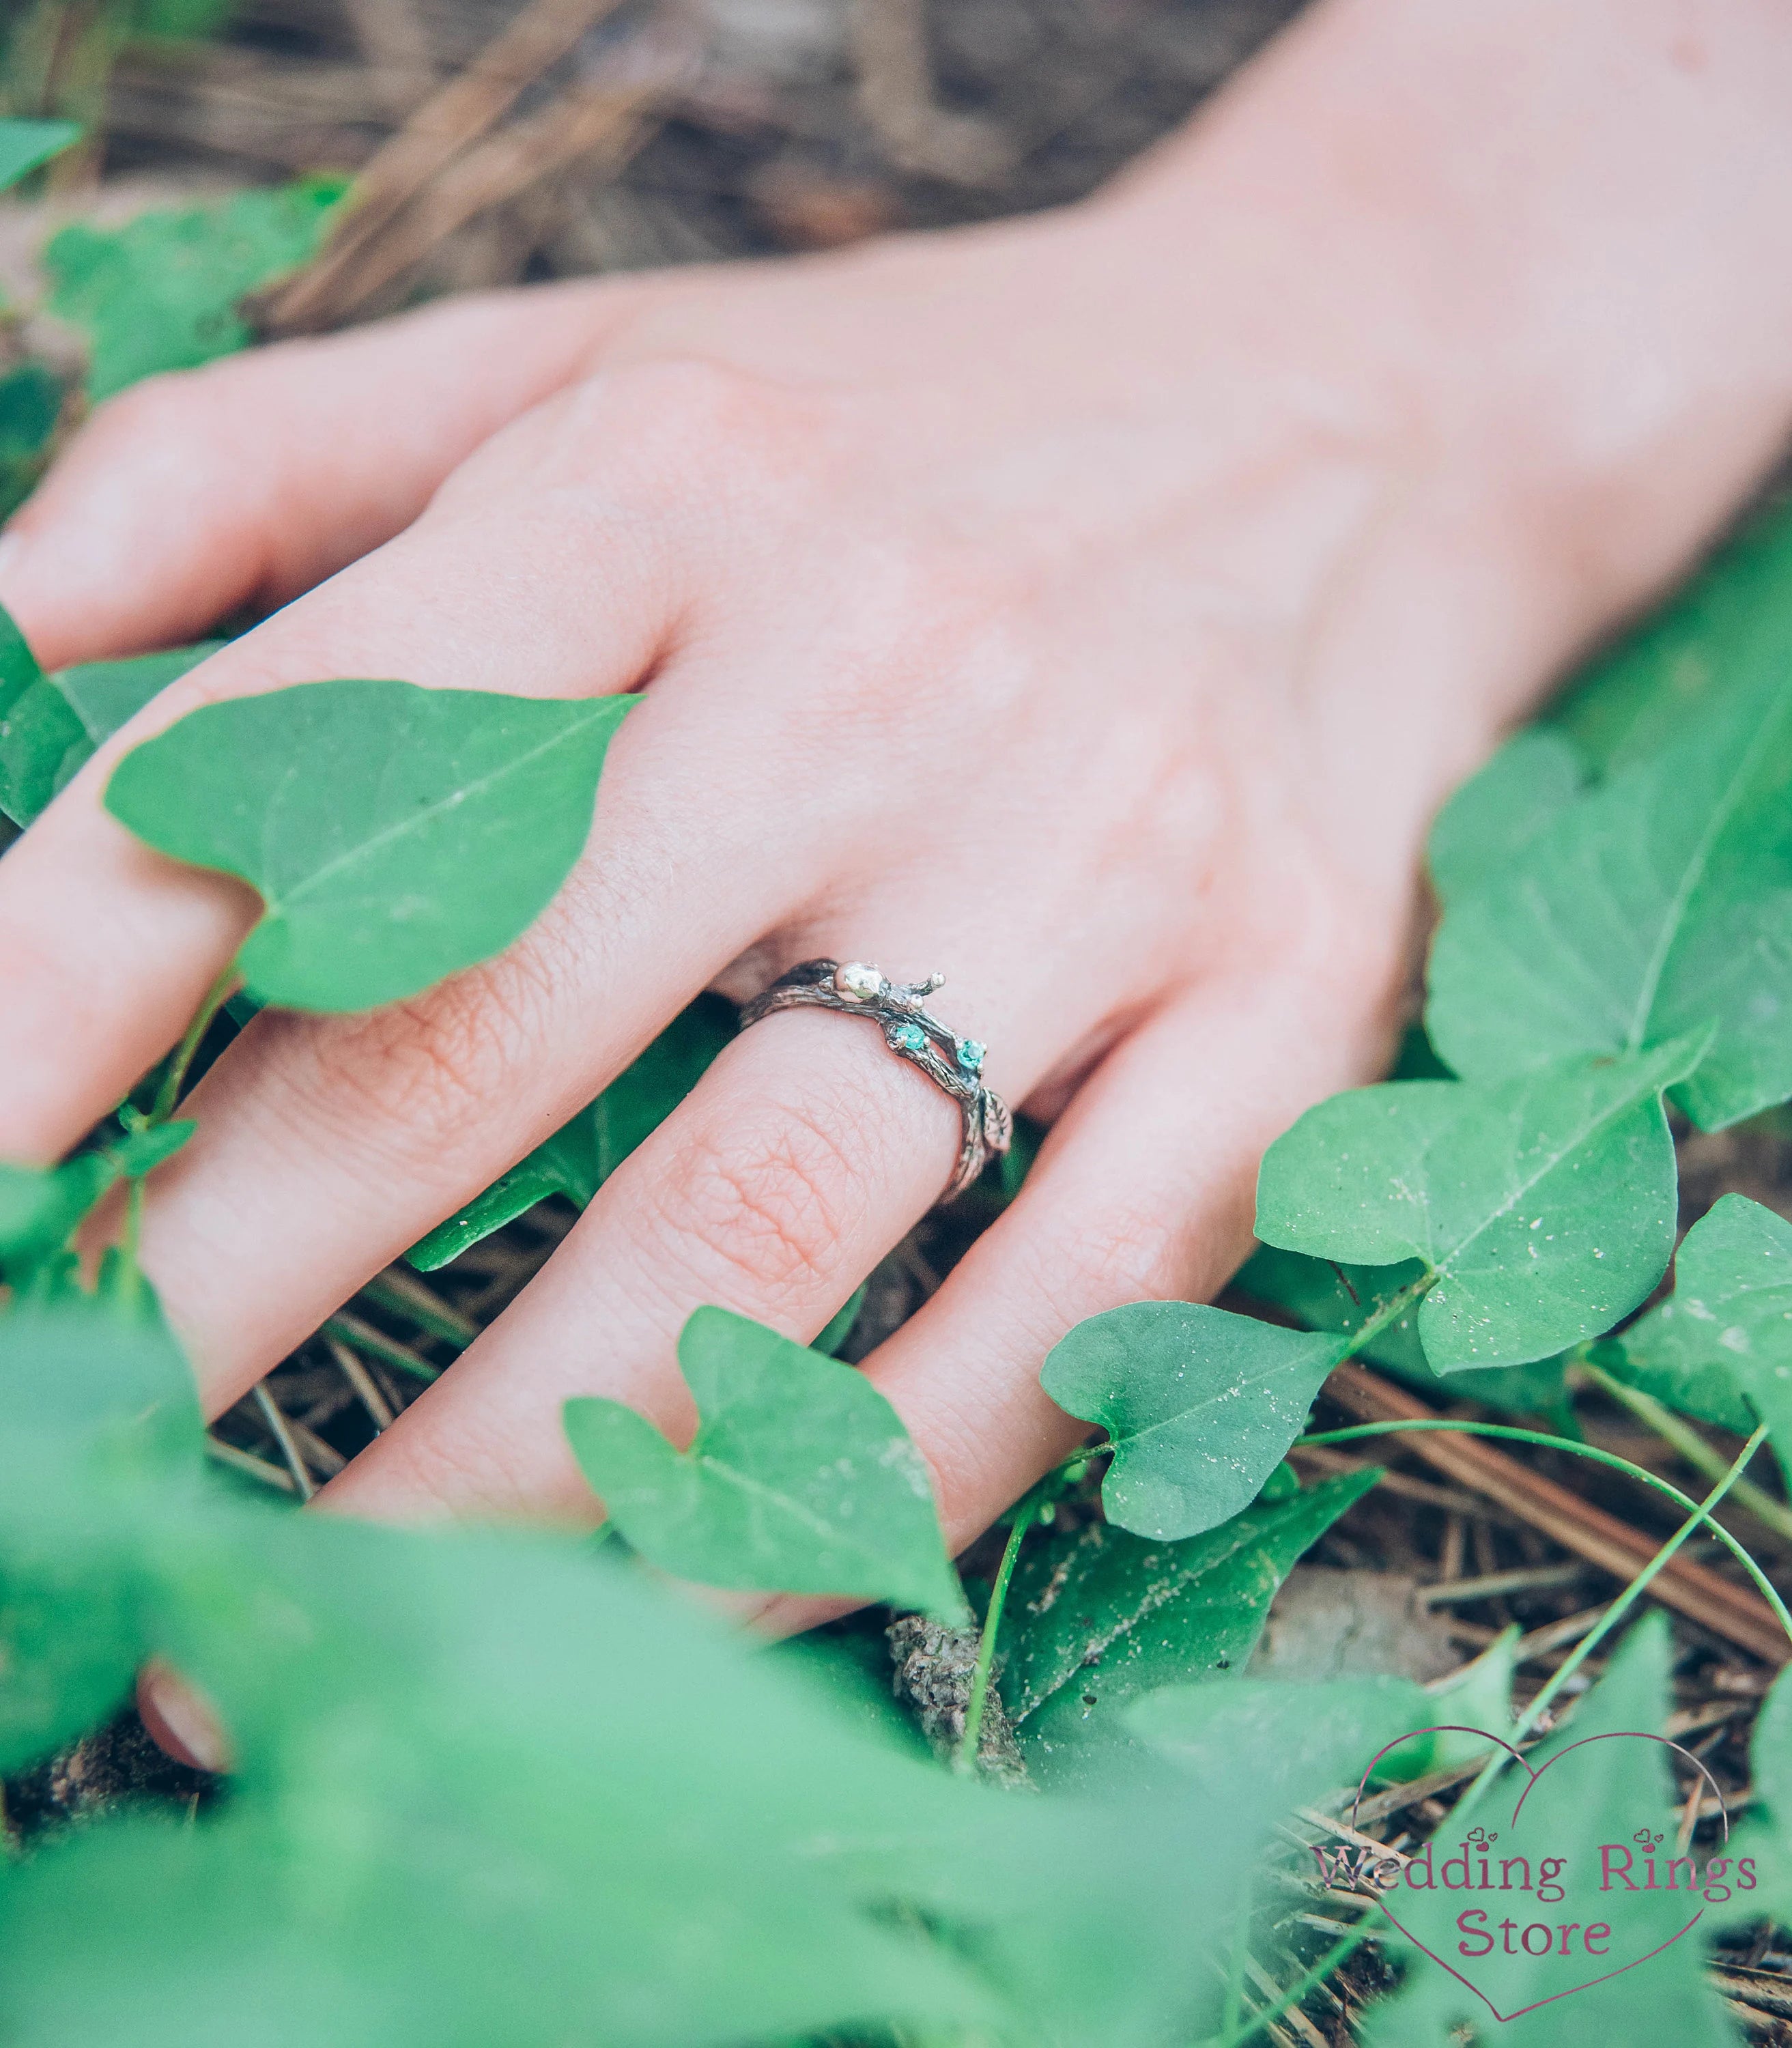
[137,1657,233,1774]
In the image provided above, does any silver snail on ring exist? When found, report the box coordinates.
[739,959,1013,1202]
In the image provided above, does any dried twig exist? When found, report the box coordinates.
[1417,1561,1589,1608]
[251,1382,315,1501]
[328,1336,395,1432]
[851,0,1014,186]
[307,79,657,317]
[263,0,634,330]
[204,1435,296,1493]
[338,0,441,120]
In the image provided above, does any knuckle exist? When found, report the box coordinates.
[287,946,558,1165]
[644,1096,863,1307]
[571,357,823,489]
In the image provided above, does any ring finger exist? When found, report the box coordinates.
[314,898,1158,1524]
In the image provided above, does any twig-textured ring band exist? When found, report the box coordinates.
[739,959,1013,1203]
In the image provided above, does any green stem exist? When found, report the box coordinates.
[1580,1361,1792,1544]
[956,1510,1028,1774]
[1460,1423,1773,1817]
[1342,1274,1432,1358]
[1294,1419,1792,1645]
[150,965,237,1126]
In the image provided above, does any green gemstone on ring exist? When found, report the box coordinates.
[956,1039,986,1073]
[890,1021,927,1053]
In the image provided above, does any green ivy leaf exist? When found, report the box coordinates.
[0,120,80,193]
[0,362,63,524]
[0,601,42,715]
[105,679,637,1013]
[1360,1615,1735,2048]
[1552,502,1792,777]
[1427,668,1792,1131]
[407,997,735,1270]
[1254,1038,1703,1371]
[43,177,347,400]
[0,629,222,827]
[1001,1470,1380,1787]
[1615,1192,1792,1473]
[1127,1673,1430,1789]
[564,1306,968,1621]
[1042,1301,1349,1540]
[0,1293,202,1771]
[1427,727,1587,907]
[1720,1660,1787,1929]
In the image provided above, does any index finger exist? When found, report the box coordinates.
[0,446,684,1164]
[0,280,621,668]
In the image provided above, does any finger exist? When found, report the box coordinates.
[0,412,687,1167]
[313,920,1151,1525]
[0,279,625,666]
[130,682,834,1399]
[748,956,1406,1634]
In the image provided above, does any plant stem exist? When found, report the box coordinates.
[1295,1419,1792,1645]
[150,964,238,1125]
[1580,1360,1792,1544]
[1458,1422,1772,1819]
[956,1509,1028,1774]
[1342,1274,1432,1358]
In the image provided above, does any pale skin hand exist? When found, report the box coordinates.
[2,0,1791,1670]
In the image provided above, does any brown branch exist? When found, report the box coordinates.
[263,0,633,331]
[1324,1363,1790,1666]
[270,80,657,327]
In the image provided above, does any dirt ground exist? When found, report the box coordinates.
[5,4,1792,2036]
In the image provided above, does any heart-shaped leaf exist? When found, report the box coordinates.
[564,1306,967,1621]
[407,997,735,1270]
[1427,668,1792,1130]
[43,177,347,399]
[0,362,63,524]
[1254,1038,1703,1371]
[1616,1193,1792,1477]
[1001,1469,1379,1786]
[0,625,222,826]
[1427,727,1586,907]
[1041,1301,1350,1540]
[1553,502,1792,777]
[0,120,80,193]
[106,679,637,1013]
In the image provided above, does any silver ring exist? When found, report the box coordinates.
[739,959,1012,1202]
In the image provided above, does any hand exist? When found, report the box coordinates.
[2,0,1789,1595]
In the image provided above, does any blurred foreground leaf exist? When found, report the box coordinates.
[44,177,347,399]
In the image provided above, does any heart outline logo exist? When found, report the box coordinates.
[1341,1724,1729,2023]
